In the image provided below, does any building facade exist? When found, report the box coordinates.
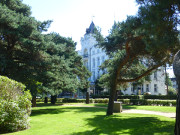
[80,22,166,95]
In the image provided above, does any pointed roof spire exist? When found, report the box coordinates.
[86,21,95,34]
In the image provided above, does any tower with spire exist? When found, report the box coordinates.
[80,21,107,94]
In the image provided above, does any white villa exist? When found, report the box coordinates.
[79,21,166,95]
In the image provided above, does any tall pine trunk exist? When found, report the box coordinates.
[44,97,48,104]
[174,77,180,135]
[86,92,90,104]
[106,82,117,115]
[51,95,57,104]
[32,96,36,107]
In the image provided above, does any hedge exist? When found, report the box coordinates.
[36,98,176,106]
[91,95,177,100]
[118,99,176,106]
[144,95,177,100]
[91,95,142,99]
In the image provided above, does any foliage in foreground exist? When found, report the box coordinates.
[0,76,32,133]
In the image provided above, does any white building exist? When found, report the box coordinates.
[80,22,166,95]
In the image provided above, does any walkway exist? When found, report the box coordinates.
[62,104,176,118]
[122,109,175,118]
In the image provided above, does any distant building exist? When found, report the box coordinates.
[79,21,166,95]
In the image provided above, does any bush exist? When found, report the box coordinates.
[94,98,109,103]
[167,86,177,95]
[0,76,32,133]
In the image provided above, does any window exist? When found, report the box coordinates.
[146,84,149,92]
[154,71,157,79]
[97,49,99,53]
[92,51,95,55]
[83,48,88,58]
[93,58,95,68]
[131,85,133,92]
[93,71,95,81]
[141,84,144,93]
[154,84,157,92]
[97,57,100,67]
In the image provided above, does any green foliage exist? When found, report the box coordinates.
[41,33,91,98]
[0,76,32,133]
[93,26,104,44]
[165,74,173,87]
[167,86,177,95]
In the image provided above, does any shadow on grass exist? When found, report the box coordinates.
[70,115,174,135]
[122,105,139,110]
[31,108,66,117]
[31,106,106,117]
[35,103,63,107]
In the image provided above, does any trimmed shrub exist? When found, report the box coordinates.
[94,98,109,103]
[118,99,176,106]
[0,76,32,133]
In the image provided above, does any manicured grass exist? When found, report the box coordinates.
[4,104,175,135]
[52,103,176,113]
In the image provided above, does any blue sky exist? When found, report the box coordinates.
[22,0,139,50]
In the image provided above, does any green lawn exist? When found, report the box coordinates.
[4,104,175,135]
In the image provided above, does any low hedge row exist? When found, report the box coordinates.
[143,95,177,100]
[91,95,141,99]
[91,95,177,100]
[118,99,176,106]
[36,98,176,106]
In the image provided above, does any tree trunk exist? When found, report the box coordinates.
[32,96,36,107]
[106,83,117,115]
[173,51,180,135]
[174,77,180,135]
[51,95,57,104]
[44,97,48,104]
[86,92,90,104]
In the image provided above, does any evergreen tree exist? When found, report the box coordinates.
[0,0,52,106]
[0,0,90,106]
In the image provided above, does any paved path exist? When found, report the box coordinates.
[62,104,176,118]
[122,109,175,118]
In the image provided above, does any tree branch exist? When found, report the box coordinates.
[117,59,167,83]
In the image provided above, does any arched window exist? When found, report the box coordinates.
[84,48,88,58]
